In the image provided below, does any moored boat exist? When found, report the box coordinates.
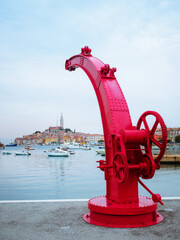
[24,145,35,150]
[81,146,91,150]
[67,150,75,155]
[6,143,17,147]
[47,148,70,157]
[15,151,31,156]
[96,147,105,155]
[61,142,82,149]
[2,151,12,155]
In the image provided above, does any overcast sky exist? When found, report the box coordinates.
[0,0,179,141]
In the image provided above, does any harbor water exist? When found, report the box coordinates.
[0,145,180,201]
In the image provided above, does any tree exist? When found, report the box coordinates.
[65,128,72,133]
[175,135,180,143]
[34,131,41,134]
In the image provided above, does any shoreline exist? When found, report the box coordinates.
[154,154,180,163]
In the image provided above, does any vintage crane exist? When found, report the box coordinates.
[65,46,167,228]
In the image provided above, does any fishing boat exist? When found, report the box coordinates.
[47,148,70,157]
[81,145,91,150]
[15,151,31,156]
[58,146,75,155]
[6,143,17,147]
[96,147,105,155]
[98,146,105,149]
[24,145,35,150]
[62,142,82,149]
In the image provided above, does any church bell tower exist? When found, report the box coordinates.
[60,113,64,129]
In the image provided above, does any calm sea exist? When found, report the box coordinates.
[0,145,180,200]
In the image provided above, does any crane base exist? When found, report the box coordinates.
[83,196,163,228]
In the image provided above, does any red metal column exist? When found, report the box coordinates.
[65,47,138,202]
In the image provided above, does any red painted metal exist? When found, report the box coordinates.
[65,46,167,228]
[137,111,167,169]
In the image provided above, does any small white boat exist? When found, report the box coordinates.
[48,148,70,157]
[68,150,75,155]
[96,148,105,155]
[15,151,31,156]
[24,145,35,150]
[57,146,75,154]
[81,146,91,150]
[62,143,82,149]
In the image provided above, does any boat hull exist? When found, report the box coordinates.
[96,150,105,155]
[15,152,31,156]
[48,154,69,157]
[6,144,17,147]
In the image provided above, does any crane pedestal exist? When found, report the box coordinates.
[83,196,163,228]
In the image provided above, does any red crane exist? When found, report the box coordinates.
[65,46,167,228]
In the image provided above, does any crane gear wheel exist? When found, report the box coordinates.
[137,111,167,163]
[113,152,129,183]
[140,154,155,179]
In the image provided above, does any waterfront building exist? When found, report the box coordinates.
[155,129,162,141]
[167,128,180,142]
[15,131,104,145]
[155,127,180,142]
[86,134,104,143]
[48,126,62,133]
[15,138,23,145]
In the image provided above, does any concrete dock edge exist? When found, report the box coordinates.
[0,199,179,240]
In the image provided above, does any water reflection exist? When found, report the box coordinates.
[160,163,180,170]
[0,145,179,200]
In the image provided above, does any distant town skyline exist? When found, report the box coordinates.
[14,124,104,146]
[0,0,179,141]
[14,125,180,146]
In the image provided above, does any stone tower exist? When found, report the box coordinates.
[60,113,64,129]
